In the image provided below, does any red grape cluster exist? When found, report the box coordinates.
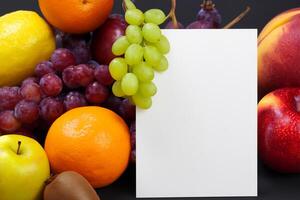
[0,16,137,161]
[130,121,136,163]
[165,0,249,30]
[0,45,136,148]
[165,0,221,29]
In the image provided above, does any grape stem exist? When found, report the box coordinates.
[123,0,135,12]
[202,0,214,10]
[223,6,251,29]
[166,0,180,29]
[122,0,126,12]
[122,0,130,12]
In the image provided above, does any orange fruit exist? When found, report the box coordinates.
[38,0,114,33]
[44,106,131,188]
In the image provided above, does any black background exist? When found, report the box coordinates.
[1,0,300,200]
[3,0,300,31]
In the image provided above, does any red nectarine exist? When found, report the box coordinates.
[258,8,300,98]
[258,88,300,172]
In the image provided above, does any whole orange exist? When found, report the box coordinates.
[38,0,114,33]
[44,106,130,188]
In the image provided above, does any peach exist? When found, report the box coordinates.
[258,8,300,98]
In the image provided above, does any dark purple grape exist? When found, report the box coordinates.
[62,64,94,88]
[61,34,92,64]
[40,73,63,97]
[131,149,136,163]
[40,97,65,122]
[119,98,136,122]
[71,45,91,65]
[87,60,100,69]
[186,20,215,29]
[62,66,77,88]
[0,87,22,111]
[197,9,221,28]
[0,110,21,133]
[64,91,87,111]
[55,30,64,48]
[50,48,76,72]
[110,14,126,21]
[102,95,123,114]
[85,82,109,104]
[72,64,94,87]
[130,121,136,148]
[62,33,92,47]
[14,100,39,124]
[130,121,136,163]
[94,65,114,86]
[197,0,221,28]
[187,0,222,29]
[22,77,39,85]
[35,61,55,77]
[20,82,42,103]
[165,21,184,29]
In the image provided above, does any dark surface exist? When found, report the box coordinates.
[2,0,300,31]
[1,0,300,199]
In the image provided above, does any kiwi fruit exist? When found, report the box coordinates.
[44,171,100,200]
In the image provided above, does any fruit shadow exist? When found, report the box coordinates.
[258,160,300,199]
[96,164,136,200]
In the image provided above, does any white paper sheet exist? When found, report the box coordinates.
[136,30,257,198]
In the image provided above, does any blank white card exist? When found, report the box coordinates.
[136,30,257,198]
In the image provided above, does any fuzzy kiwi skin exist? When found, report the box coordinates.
[44,171,100,200]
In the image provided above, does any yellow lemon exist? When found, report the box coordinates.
[0,10,55,86]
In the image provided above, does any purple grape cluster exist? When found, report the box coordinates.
[130,121,136,163]
[0,44,136,153]
[165,0,222,29]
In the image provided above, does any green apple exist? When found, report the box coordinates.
[0,134,50,200]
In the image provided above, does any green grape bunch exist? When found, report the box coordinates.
[109,0,170,109]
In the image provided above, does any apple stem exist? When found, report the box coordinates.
[166,0,180,29]
[223,6,251,29]
[17,141,21,155]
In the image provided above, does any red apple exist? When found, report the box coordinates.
[91,14,127,65]
[258,88,300,172]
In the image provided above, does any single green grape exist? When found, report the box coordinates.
[121,73,139,96]
[125,44,144,65]
[126,25,143,44]
[109,58,128,80]
[144,46,162,67]
[124,0,136,9]
[132,62,154,82]
[144,9,166,25]
[132,93,152,109]
[112,81,125,97]
[155,35,170,54]
[142,23,162,43]
[125,9,144,26]
[112,36,130,56]
[153,56,169,72]
[139,82,157,97]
